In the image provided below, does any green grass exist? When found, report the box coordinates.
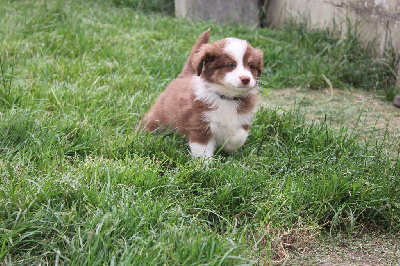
[263,19,399,96]
[112,0,174,14]
[0,0,399,264]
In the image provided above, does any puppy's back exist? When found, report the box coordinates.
[144,76,209,136]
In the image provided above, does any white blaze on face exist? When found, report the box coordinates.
[223,38,256,90]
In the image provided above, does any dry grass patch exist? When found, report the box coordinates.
[288,231,400,265]
[264,87,400,155]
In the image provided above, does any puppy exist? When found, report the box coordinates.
[141,29,263,159]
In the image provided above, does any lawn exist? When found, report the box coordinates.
[0,0,399,264]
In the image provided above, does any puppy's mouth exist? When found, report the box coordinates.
[203,80,256,98]
[223,86,256,98]
[236,85,251,90]
[231,84,255,92]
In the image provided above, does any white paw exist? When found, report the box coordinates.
[189,140,215,158]
[223,128,248,153]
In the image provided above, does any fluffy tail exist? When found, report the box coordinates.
[179,29,210,77]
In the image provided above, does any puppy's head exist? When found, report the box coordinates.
[192,38,263,97]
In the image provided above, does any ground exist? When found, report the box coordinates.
[264,88,400,265]
[264,87,400,154]
[285,231,400,265]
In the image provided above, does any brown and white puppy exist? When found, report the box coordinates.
[142,29,263,159]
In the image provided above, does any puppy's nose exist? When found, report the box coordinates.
[240,76,250,85]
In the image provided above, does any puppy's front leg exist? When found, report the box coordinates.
[223,127,249,153]
[189,139,215,159]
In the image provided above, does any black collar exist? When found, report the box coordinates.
[219,94,241,101]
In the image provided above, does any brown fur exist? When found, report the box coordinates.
[141,30,263,152]
[244,45,264,78]
[144,76,212,144]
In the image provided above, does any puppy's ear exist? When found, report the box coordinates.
[192,44,217,76]
[253,48,264,77]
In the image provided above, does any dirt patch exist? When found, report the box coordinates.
[263,88,400,133]
[257,226,400,265]
[287,231,400,265]
[263,88,400,155]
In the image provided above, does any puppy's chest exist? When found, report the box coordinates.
[204,101,255,140]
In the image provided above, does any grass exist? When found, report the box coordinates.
[112,0,174,14]
[0,0,399,264]
[263,18,399,97]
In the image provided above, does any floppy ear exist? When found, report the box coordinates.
[253,48,264,77]
[180,29,211,77]
[192,44,217,76]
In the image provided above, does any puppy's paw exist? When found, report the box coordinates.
[223,128,248,153]
[189,140,215,158]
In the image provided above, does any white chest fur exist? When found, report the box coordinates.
[193,77,257,147]
[205,101,255,146]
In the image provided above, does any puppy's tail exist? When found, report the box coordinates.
[179,29,210,77]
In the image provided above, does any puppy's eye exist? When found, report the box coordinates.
[228,62,236,69]
[249,64,255,70]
